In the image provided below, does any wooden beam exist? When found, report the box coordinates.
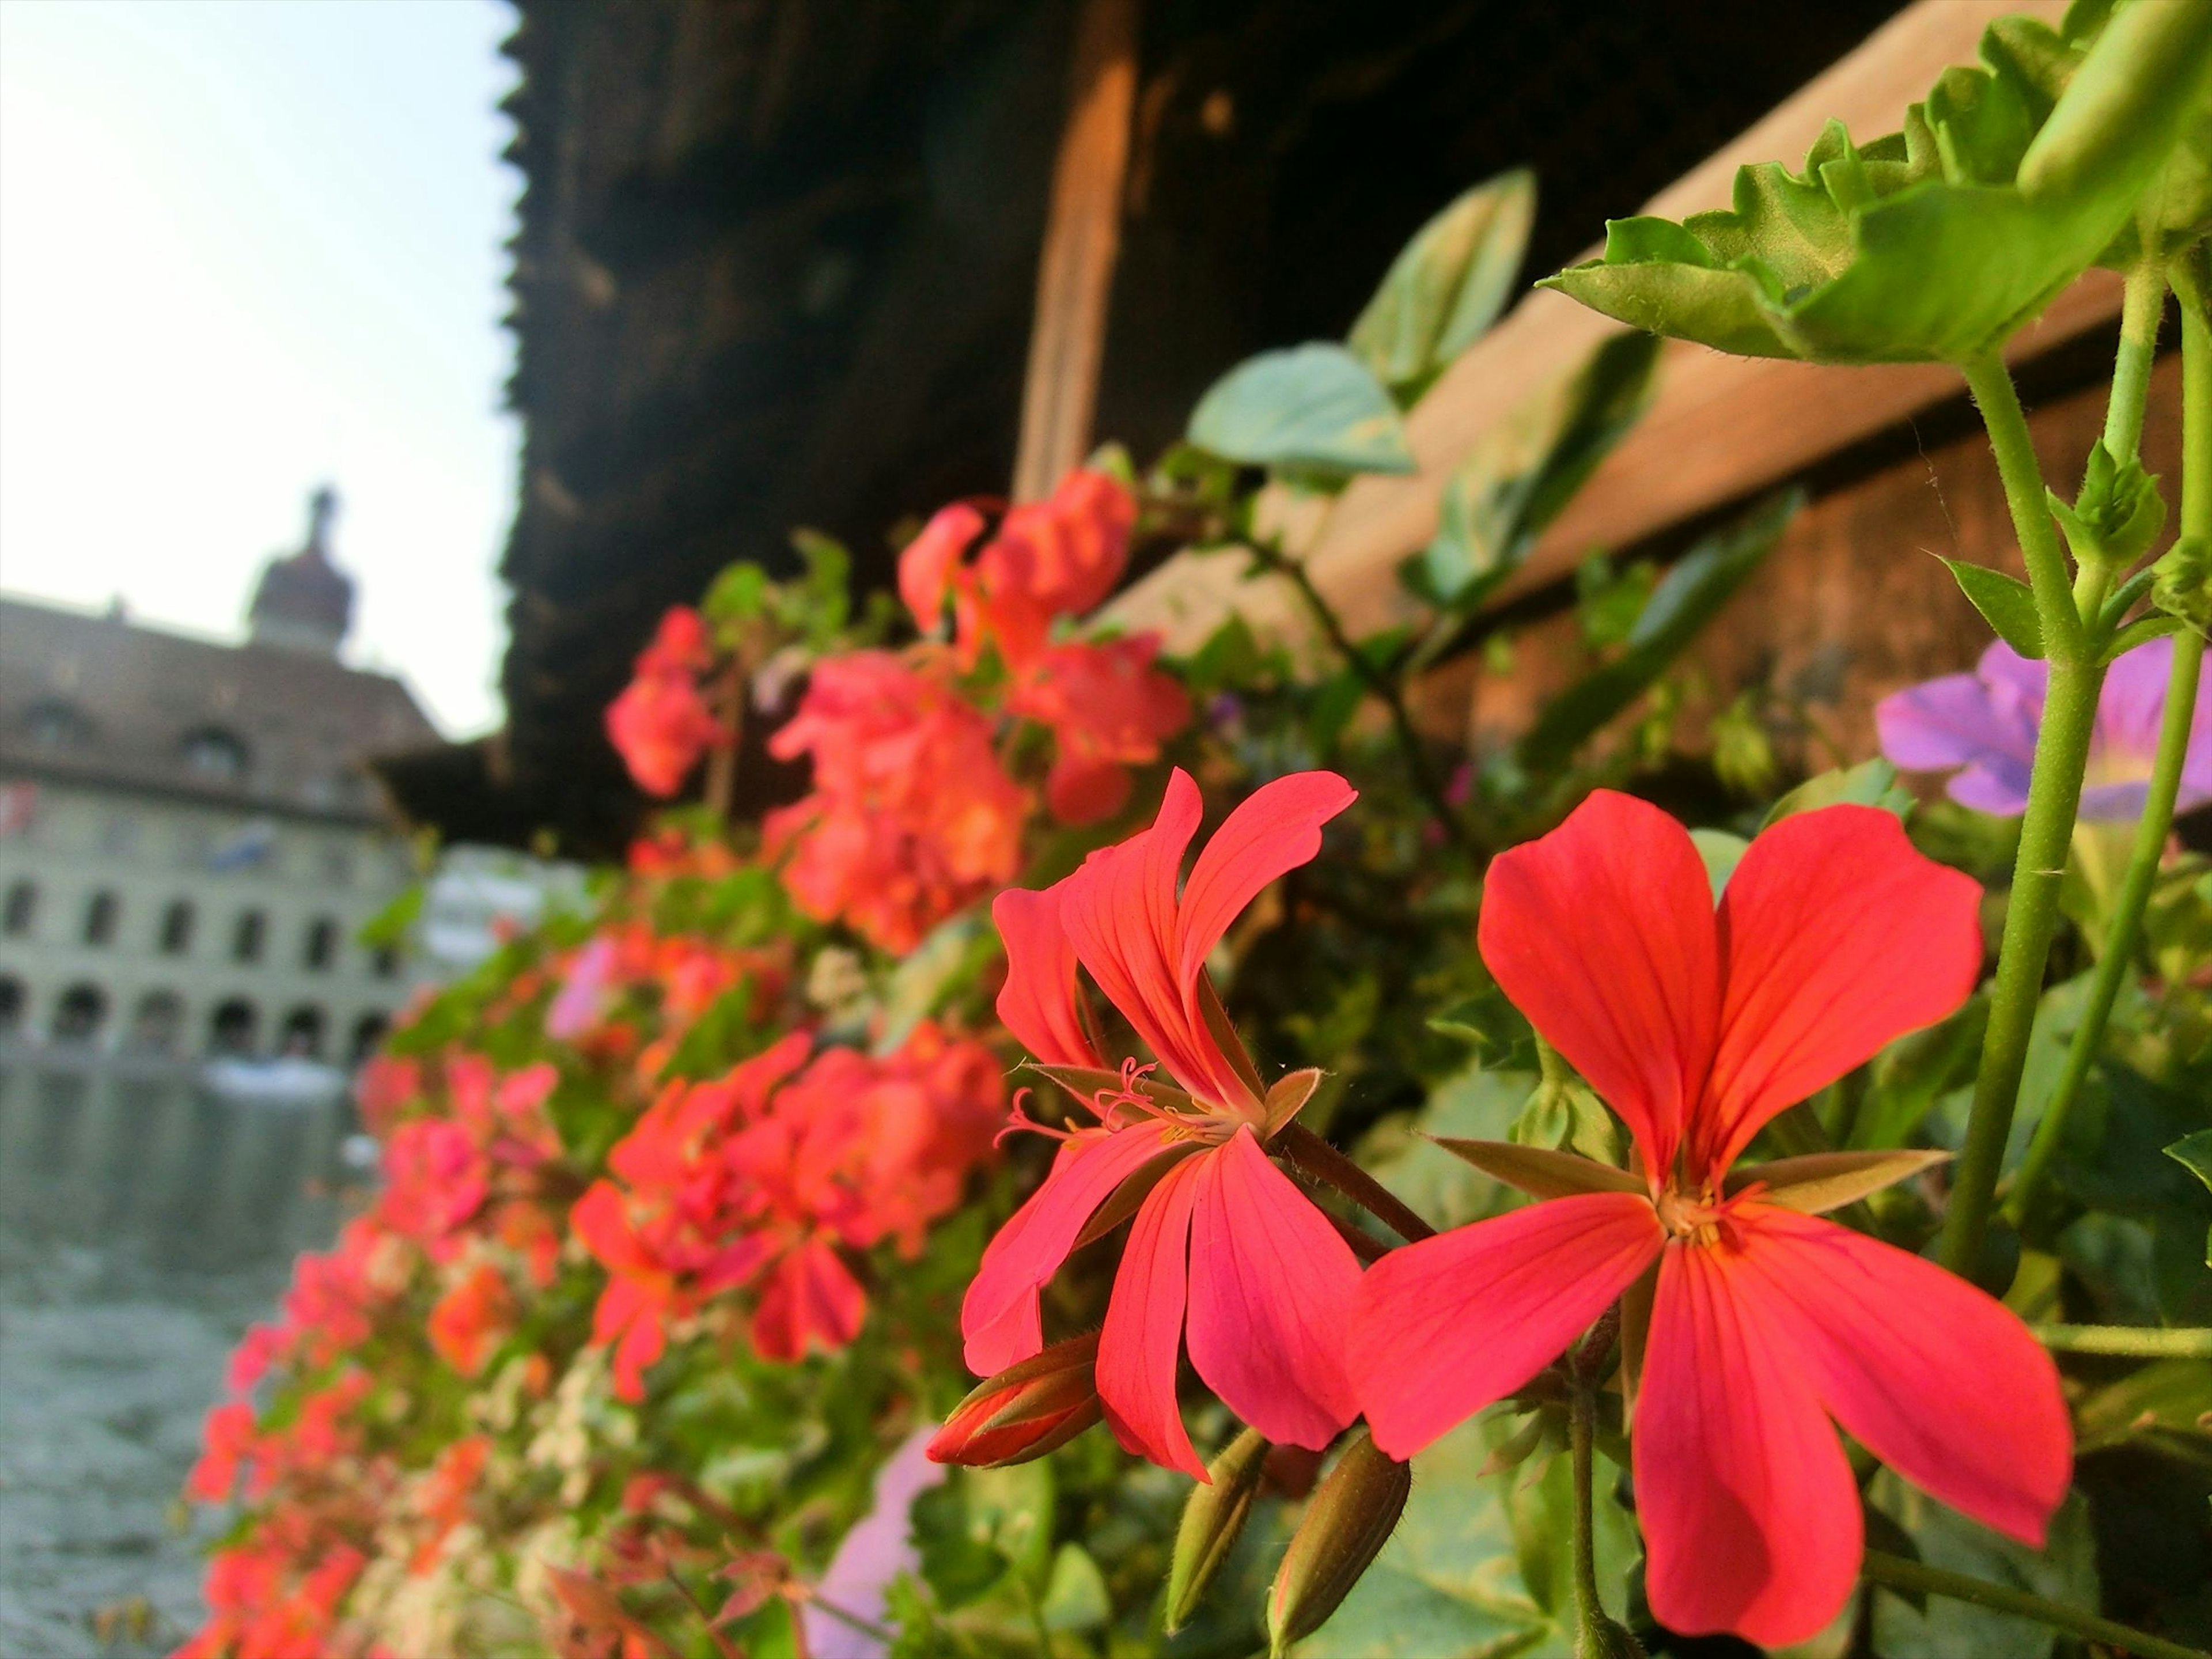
[1109,0,2111,650]
[1012,0,1140,503]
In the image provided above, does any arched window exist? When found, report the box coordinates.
[160,899,195,955]
[181,726,250,781]
[349,1011,389,1064]
[207,998,257,1058]
[2,880,35,937]
[83,889,120,946]
[24,698,92,750]
[0,975,25,1036]
[304,916,339,971]
[52,982,108,1044]
[129,991,184,1054]
[278,1005,325,1059]
[232,909,266,964]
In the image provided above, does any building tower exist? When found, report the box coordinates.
[247,486,355,657]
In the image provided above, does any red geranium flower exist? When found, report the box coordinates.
[1350,791,2071,1647]
[900,469,1135,669]
[606,605,726,797]
[958,769,1365,1476]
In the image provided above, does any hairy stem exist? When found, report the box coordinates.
[1564,1313,1634,1656]
[1941,357,2109,1275]
[2036,1323,2212,1358]
[1568,1380,1606,1649]
[2104,258,2169,463]
[1860,1551,2210,1659]
[1274,1122,1436,1242]
[1248,539,1476,852]
[2006,263,2201,1230]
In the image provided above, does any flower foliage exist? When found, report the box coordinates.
[183,61,2212,1651]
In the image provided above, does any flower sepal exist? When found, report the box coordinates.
[1266,1429,1412,1655]
[1722,1147,1951,1214]
[1166,1427,1272,1633]
[1431,1138,1645,1201]
[1263,1068,1324,1136]
[927,1334,1104,1468]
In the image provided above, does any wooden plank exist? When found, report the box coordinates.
[1110,0,2111,650]
[1012,0,1140,503]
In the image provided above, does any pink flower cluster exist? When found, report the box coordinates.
[577,1022,1005,1397]
[767,469,1188,952]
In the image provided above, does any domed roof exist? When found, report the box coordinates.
[249,487,354,653]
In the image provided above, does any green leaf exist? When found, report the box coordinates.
[1541,6,2212,363]
[1349,170,1536,393]
[1412,332,1658,622]
[1039,1544,1110,1632]
[1188,343,1418,478]
[703,560,770,623]
[1516,490,1797,771]
[1688,828,1749,899]
[912,1484,1009,1611]
[1941,559,2045,658]
[2073,1356,2212,1452]
[2101,613,2187,663]
[1293,1414,1638,1659]
[2165,1128,2212,1195]
[1868,1473,2098,1659]
[1354,1063,1535,1231]
[1765,757,1916,827]
[2166,1129,2212,1267]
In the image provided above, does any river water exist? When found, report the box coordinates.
[0,1054,349,1658]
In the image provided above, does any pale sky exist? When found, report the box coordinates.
[0,0,520,737]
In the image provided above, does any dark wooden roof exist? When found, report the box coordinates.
[0,597,436,827]
[395,0,1903,852]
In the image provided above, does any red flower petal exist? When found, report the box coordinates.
[1174,771,1357,995]
[899,502,988,631]
[1184,1128,1363,1450]
[1058,771,1229,1099]
[1637,1238,1861,1649]
[992,887,1104,1069]
[751,1239,869,1362]
[1352,1191,1663,1460]
[1478,791,1719,1172]
[1097,1154,1208,1478]
[960,1124,1179,1373]
[1729,1206,2070,1545]
[1698,806,1983,1175]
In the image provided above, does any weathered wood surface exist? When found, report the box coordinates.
[1013,0,1139,503]
[1409,353,2183,770]
[1106,0,2109,654]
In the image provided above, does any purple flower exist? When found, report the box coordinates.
[800,1426,948,1659]
[544,935,616,1040]
[1877,637,2212,821]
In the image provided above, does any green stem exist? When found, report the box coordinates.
[2005,263,2201,1231]
[1567,1381,1606,1647]
[1963,354,2084,657]
[1861,1551,2211,1659]
[2036,1323,2212,1358]
[2009,638,2201,1224]
[1941,359,2109,1277]
[2104,259,2169,463]
[1248,539,1478,853]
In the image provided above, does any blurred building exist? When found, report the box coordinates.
[0,491,435,1062]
